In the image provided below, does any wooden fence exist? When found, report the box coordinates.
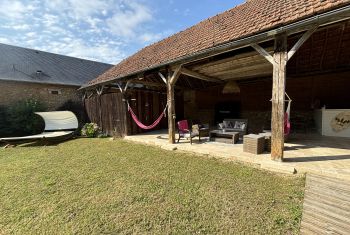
[84,90,169,136]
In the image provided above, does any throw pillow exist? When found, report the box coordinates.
[234,121,246,130]
[224,120,234,129]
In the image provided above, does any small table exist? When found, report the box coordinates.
[209,130,239,144]
[259,132,271,152]
[243,134,265,154]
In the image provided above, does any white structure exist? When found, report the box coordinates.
[314,108,350,138]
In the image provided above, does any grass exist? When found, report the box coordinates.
[0,138,304,234]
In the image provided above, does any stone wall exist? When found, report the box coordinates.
[0,80,82,110]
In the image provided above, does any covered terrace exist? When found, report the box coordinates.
[82,1,350,164]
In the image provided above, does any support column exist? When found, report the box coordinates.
[251,27,317,161]
[271,33,287,161]
[166,66,181,144]
[167,80,176,143]
[96,86,104,131]
[122,93,129,137]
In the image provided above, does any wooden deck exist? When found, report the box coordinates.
[301,174,350,234]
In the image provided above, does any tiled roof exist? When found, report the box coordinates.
[87,0,350,87]
[0,43,113,86]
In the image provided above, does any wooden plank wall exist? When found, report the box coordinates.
[84,92,126,136]
[300,174,350,234]
[126,90,168,135]
[84,90,169,136]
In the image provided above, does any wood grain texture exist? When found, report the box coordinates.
[167,68,181,144]
[271,34,287,161]
[301,174,350,235]
[84,90,168,136]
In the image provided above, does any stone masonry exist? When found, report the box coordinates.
[0,80,81,110]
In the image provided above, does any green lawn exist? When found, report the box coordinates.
[0,138,304,234]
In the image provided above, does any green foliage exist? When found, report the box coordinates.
[0,106,12,137]
[81,123,100,137]
[56,99,88,125]
[0,99,46,137]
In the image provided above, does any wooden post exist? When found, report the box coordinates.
[167,66,182,144]
[251,28,317,161]
[271,34,287,161]
[96,86,104,131]
[167,80,176,143]
[122,93,129,137]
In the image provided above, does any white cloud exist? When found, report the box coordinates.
[107,1,153,37]
[25,32,36,38]
[68,0,108,19]
[39,39,125,64]
[1,23,30,31]
[0,0,27,18]
[0,0,169,64]
[12,24,30,30]
[139,32,162,43]
[0,37,11,44]
[44,0,108,19]
[42,14,59,27]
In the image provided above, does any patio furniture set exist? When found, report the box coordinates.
[177,119,272,155]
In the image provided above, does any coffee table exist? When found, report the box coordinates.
[209,130,239,144]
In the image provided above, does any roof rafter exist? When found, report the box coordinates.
[177,67,224,83]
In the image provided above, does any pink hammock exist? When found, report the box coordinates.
[128,103,167,130]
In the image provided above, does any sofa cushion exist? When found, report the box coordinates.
[234,121,246,130]
[223,120,235,129]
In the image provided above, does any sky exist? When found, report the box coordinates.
[0,0,244,64]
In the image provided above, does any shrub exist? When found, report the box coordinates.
[0,105,12,137]
[6,98,46,137]
[56,100,88,125]
[81,123,100,138]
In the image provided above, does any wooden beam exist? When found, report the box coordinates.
[124,80,131,92]
[131,80,163,87]
[271,33,288,161]
[96,85,105,95]
[209,63,272,77]
[116,82,123,93]
[220,71,272,81]
[196,56,271,74]
[167,66,182,144]
[287,26,318,61]
[170,66,182,85]
[158,72,167,84]
[180,67,224,83]
[192,49,272,71]
[251,43,276,65]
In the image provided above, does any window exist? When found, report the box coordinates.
[48,89,61,95]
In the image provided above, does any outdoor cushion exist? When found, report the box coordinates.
[218,119,248,138]
[0,111,78,144]
[223,120,235,129]
[234,121,246,130]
